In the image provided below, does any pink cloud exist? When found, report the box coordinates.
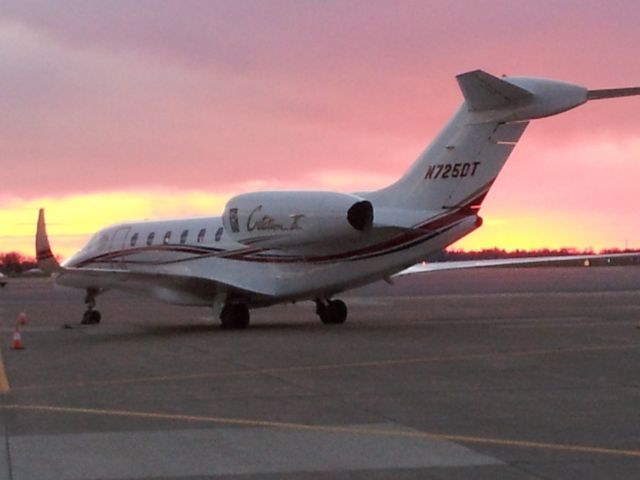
[1,1,640,252]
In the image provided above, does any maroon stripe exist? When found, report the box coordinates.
[238,232,422,263]
[71,205,479,268]
[418,210,469,231]
[74,244,228,267]
[235,216,472,264]
[446,179,495,210]
[36,249,54,260]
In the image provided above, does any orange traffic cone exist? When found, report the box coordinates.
[10,327,24,350]
[17,312,28,326]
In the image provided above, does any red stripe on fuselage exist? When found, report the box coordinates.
[70,186,487,269]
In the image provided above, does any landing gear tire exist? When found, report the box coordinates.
[318,299,348,325]
[81,309,101,325]
[220,304,250,329]
[82,287,101,325]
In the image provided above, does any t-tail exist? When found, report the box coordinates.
[367,70,640,219]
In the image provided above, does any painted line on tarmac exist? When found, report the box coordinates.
[11,342,640,392]
[0,351,9,394]
[3,403,640,459]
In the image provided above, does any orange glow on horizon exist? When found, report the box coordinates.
[1,192,635,260]
[451,216,613,252]
[0,191,229,259]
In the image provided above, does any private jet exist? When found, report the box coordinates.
[36,70,640,328]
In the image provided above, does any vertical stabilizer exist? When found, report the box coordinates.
[36,209,62,273]
[365,70,596,215]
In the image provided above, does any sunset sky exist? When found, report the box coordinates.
[2,1,640,258]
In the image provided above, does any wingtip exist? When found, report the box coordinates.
[35,208,61,272]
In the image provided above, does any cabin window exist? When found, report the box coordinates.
[197,228,206,243]
[180,230,189,244]
[130,233,139,247]
[146,232,155,246]
[163,231,172,245]
[215,227,223,242]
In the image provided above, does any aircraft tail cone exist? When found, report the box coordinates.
[10,327,24,350]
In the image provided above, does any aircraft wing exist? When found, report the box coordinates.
[54,266,275,305]
[393,252,640,277]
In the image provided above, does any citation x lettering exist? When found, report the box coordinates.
[36,70,640,329]
[246,205,305,232]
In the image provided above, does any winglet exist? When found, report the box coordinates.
[456,70,533,112]
[36,209,62,273]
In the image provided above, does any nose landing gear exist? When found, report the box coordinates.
[81,288,102,325]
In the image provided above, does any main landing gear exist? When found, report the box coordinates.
[216,299,347,329]
[219,304,250,329]
[316,298,348,325]
[81,287,101,325]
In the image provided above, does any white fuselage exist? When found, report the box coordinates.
[60,212,479,306]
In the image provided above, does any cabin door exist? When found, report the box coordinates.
[109,227,131,268]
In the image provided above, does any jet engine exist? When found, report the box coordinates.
[222,191,373,247]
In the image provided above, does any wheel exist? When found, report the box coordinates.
[90,310,101,324]
[220,304,250,329]
[81,310,101,325]
[319,299,348,324]
[327,299,347,324]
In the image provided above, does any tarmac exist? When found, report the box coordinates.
[0,266,639,479]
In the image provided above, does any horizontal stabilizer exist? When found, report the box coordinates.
[456,70,533,112]
[587,87,640,100]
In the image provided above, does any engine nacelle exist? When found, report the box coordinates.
[222,191,373,247]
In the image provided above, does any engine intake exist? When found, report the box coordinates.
[347,200,373,231]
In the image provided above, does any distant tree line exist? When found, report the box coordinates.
[1,248,638,275]
[0,252,38,275]
[427,247,639,262]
